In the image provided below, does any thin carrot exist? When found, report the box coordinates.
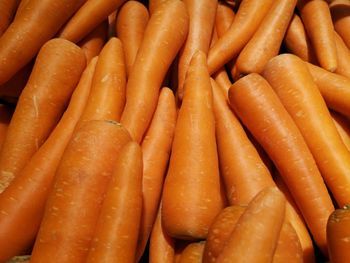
[228,73,335,255]
[0,57,97,263]
[136,87,177,260]
[298,0,338,72]
[116,0,149,77]
[59,0,127,43]
[162,51,223,240]
[0,0,20,36]
[330,0,350,49]
[236,0,296,76]
[215,1,235,38]
[0,38,86,193]
[0,0,86,85]
[327,205,350,263]
[207,0,274,74]
[176,0,217,101]
[334,31,350,79]
[120,0,188,142]
[331,110,350,152]
[178,241,206,263]
[263,54,350,208]
[213,69,232,97]
[30,120,132,263]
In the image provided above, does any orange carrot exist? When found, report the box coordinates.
[178,241,206,263]
[0,0,86,85]
[216,187,286,263]
[0,0,20,36]
[228,73,334,255]
[78,20,108,64]
[174,241,192,263]
[331,110,350,151]
[0,38,86,193]
[215,1,235,38]
[334,31,350,79]
[298,0,338,72]
[59,0,127,43]
[263,54,350,208]
[213,69,232,97]
[330,0,350,49]
[207,0,274,74]
[136,87,177,260]
[327,205,350,263]
[235,0,296,76]
[30,120,131,263]
[0,57,96,263]
[162,51,223,240]
[116,0,149,77]
[0,104,13,150]
[149,0,168,14]
[176,0,217,101]
[120,0,188,142]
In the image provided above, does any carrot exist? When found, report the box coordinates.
[215,1,235,38]
[78,20,108,64]
[327,205,350,263]
[76,37,126,129]
[149,206,175,263]
[263,53,350,208]
[13,0,29,18]
[116,1,149,77]
[228,73,334,255]
[216,187,286,263]
[176,0,217,101]
[120,0,188,142]
[59,0,127,43]
[334,31,350,79]
[178,241,206,263]
[0,57,96,263]
[235,0,296,76]
[0,0,20,36]
[86,141,143,263]
[306,62,350,118]
[213,69,232,97]
[330,0,350,49]
[207,0,274,74]
[331,110,350,152]
[0,104,13,150]
[298,0,338,72]
[107,10,117,38]
[149,0,168,14]
[30,120,132,263]
[0,38,86,193]
[0,0,86,85]
[174,241,192,263]
[136,87,177,260]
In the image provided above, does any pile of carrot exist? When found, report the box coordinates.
[0,0,350,262]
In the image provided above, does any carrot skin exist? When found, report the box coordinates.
[330,0,350,49]
[178,241,205,263]
[334,31,350,79]
[0,0,20,36]
[331,111,350,152]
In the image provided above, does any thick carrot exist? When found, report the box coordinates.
[298,0,338,72]
[149,206,175,263]
[0,0,86,85]
[228,73,334,255]
[306,62,350,118]
[0,58,96,263]
[120,0,188,142]
[331,110,350,151]
[78,20,108,64]
[116,1,149,77]
[330,0,350,49]
[76,37,126,129]
[235,0,297,76]
[216,187,286,263]
[59,0,127,43]
[334,31,350,79]
[263,54,350,208]
[86,141,143,263]
[162,51,223,240]
[0,0,20,36]
[207,0,274,74]
[178,241,206,263]
[0,104,13,150]
[327,205,350,263]
[0,38,86,193]
[215,1,235,38]
[30,120,131,263]
[136,87,177,260]
[176,0,217,101]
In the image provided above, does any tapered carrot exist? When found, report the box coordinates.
[116,1,149,77]
[213,69,232,97]
[330,0,350,49]
[298,0,338,72]
[215,1,235,38]
[178,241,206,263]
[78,20,108,63]
[136,87,177,260]
[306,62,350,118]
[207,0,274,74]
[0,0,20,36]
[120,0,188,142]
[30,120,131,263]
[263,54,350,208]
[162,51,223,240]
[0,57,97,263]
[327,205,350,263]
[0,38,86,193]
[0,0,86,85]
[228,73,334,255]
[331,111,350,151]
[0,104,13,150]
[176,0,217,101]
[334,31,350,79]
[149,206,175,263]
